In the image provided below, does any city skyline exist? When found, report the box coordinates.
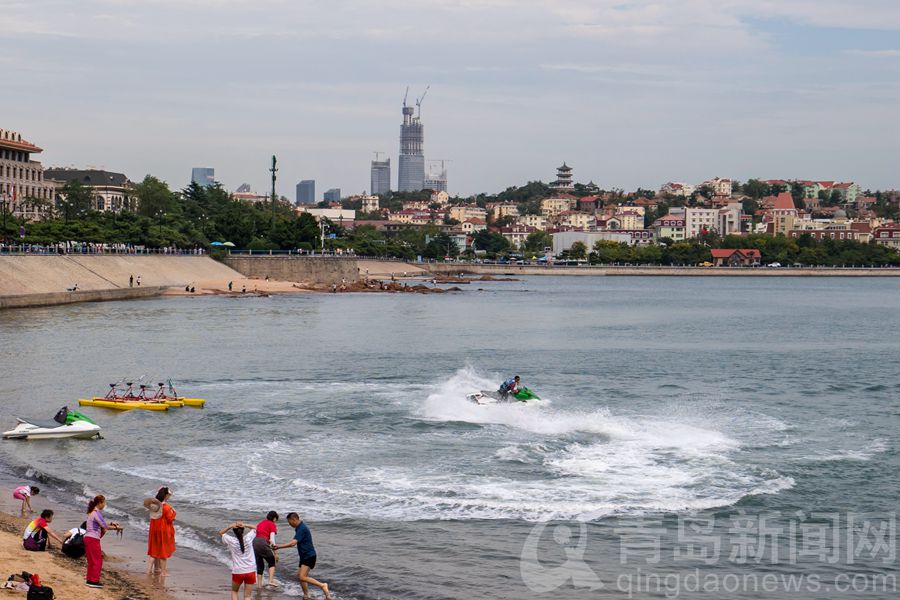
[4,1,900,197]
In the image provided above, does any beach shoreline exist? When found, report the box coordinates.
[0,483,227,600]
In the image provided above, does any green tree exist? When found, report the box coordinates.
[134,175,180,218]
[58,180,93,222]
[744,179,771,200]
[473,230,511,256]
[569,241,588,260]
[523,231,552,254]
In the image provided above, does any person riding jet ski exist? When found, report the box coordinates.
[498,376,521,400]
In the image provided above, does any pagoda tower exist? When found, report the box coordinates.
[551,162,574,191]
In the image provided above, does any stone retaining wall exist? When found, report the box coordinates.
[0,286,166,309]
[223,256,359,285]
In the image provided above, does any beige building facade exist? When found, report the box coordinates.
[0,128,58,221]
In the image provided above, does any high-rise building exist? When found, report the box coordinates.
[324,188,341,202]
[398,92,425,192]
[424,160,448,193]
[191,167,215,188]
[296,180,315,205]
[371,157,391,196]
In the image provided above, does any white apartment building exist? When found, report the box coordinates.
[683,204,743,238]
[684,207,720,238]
[518,214,547,230]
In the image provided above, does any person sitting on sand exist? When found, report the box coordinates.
[13,485,39,515]
[274,513,331,600]
[220,521,257,600]
[228,281,233,292]
[23,509,64,551]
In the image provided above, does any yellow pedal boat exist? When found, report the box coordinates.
[175,397,206,408]
[78,399,168,411]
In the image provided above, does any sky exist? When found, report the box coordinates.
[4,0,900,198]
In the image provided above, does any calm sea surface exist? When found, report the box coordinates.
[1,277,899,599]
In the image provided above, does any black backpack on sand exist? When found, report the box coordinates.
[27,585,54,600]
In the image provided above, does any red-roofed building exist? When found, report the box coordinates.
[578,195,601,211]
[1,128,58,221]
[872,225,900,250]
[710,249,762,267]
[461,218,487,234]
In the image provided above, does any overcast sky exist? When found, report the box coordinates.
[4,0,900,197]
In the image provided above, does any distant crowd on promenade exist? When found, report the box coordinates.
[0,242,206,256]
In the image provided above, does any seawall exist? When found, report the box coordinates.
[223,255,359,285]
[0,255,243,308]
[425,264,900,277]
[0,286,166,309]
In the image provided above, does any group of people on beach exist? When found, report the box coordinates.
[17,485,122,589]
[220,510,332,600]
[15,483,331,599]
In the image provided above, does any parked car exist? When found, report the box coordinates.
[767,262,782,268]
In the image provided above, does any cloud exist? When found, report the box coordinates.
[844,49,900,58]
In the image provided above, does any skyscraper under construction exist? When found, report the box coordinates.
[398,87,427,192]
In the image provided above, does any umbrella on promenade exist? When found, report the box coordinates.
[222,242,235,247]
[210,241,225,246]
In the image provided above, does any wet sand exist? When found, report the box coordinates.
[0,485,227,599]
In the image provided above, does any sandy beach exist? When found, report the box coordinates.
[163,274,465,297]
[0,485,226,600]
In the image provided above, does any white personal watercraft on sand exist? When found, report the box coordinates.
[3,407,101,440]
[466,387,541,405]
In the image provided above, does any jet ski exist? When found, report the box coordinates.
[466,387,541,405]
[3,406,101,440]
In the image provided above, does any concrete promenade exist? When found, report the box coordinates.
[425,263,900,277]
[0,255,242,308]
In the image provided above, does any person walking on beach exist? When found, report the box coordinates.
[84,494,122,589]
[220,521,257,600]
[13,485,39,515]
[254,511,280,589]
[274,512,331,599]
[129,274,134,288]
[145,486,176,576]
[23,509,64,551]
[136,275,141,286]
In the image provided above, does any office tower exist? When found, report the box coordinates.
[371,156,391,195]
[296,180,315,204]
[191,167,215,188]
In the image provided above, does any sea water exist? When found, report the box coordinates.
[1,276,898,598]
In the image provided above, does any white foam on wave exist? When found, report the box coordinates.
[793,437,889,463]
[100,367,795,523]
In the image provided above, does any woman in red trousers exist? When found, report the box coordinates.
[84,495,122,589]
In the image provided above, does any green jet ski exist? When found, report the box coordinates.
[466,387,541,405]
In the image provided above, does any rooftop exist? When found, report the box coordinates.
[0,129,42,153]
